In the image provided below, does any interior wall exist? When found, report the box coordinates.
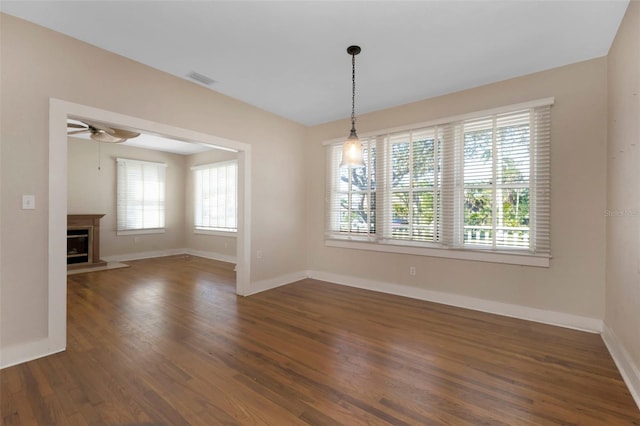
[67,138,187,257]
[606,0,640,374]
[1,13,307,350]
[306,58,608,321]
[184,149,238,260]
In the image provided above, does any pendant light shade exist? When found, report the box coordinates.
[340,45,365,168]
[340,128,364,168]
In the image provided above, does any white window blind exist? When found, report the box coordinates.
[116,158,166,232]
[192,161,237,232]
[327,102,552,258]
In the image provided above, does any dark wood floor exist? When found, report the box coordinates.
[1,255,638,425]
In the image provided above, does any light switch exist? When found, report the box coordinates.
[22,195,35,210]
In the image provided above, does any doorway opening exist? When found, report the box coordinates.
[49,99,252,354]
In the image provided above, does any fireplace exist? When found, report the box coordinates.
[67,214,106,270]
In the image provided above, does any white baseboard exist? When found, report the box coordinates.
[184,249,236,265]
[307,270,603,333]
[246,270,308,296]
[602,324,640,410]
[102,248,187,263]
[0,338,65,369]
[103,248,236,265]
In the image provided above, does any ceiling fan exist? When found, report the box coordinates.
[67,120,140,143]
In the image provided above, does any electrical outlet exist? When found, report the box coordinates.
[409,266,416,276]
[256,250,263,259]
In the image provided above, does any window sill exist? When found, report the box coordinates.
[117,228,165,236]
[325,238,550,267]
[194,228,237,237]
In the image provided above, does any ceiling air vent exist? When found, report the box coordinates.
[187,71,216,86]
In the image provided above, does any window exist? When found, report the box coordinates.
[192,161,237,233]
[117,158,166,234]
[326,100,552,265]
[386,128,441,243]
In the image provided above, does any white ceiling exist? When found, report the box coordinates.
[2,1,629,126]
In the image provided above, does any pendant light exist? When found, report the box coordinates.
[340,45,365,168]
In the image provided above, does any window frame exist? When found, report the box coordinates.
[325,98,553,267]
[192,160,238,234]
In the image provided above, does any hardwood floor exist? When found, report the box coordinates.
[2,255,639,425]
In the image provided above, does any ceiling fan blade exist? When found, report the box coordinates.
[67,123,87,129]
[67,129,90,135]
[90,132,127,143]
[111,129,141,139]
[82,120,118,136]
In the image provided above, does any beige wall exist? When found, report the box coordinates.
[1,14,307,349]
[306,58,608,320]
[606,1,640,372]
[184,149,238,258]
[67,138,187,257]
